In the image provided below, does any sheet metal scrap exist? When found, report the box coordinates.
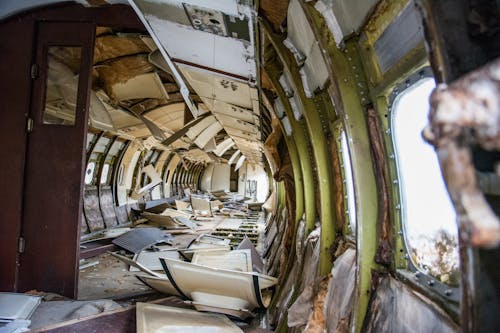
[112,227,173,253]
[423,58,500,247]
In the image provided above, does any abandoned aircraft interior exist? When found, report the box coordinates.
[0,0,499,332]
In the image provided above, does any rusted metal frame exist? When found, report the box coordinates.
[264,63,315,230]
[366,108,392,266]
[415,0,499,84]
[422,59,500,332]
[416,1,500,331]
[298,4,380,332]
[261,18,337,275]
[331,121,350,237]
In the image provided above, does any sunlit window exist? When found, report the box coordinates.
[392,77,459,285]
[340,129,356,235]
[118,164,125,186]
[84,162,95,185]
[100,164,110,185]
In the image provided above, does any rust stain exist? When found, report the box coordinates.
[366,108,392,264]
[259,0,289,32]
[330,136,346,233]
[305,274,331,333]
[423,58,500,247]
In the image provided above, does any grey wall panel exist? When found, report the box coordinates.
[83,186,105,232]
[114,205,130,225]
[99,186,118,228]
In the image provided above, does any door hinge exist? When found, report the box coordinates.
[26,117,34,133]
[18,237,25,254]
[30,64,38,79]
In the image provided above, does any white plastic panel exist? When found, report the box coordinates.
[228,150,241,165]
[215,114,258,134]
[186,115,217,140]
[180,65,257,109]
[213,100,257,123]
[200,163,214,191]
[192,249,252,272]
[211,163,230,191]
[144,103,185,132]
[194,121,223,148]
[318,0,379,37]
[141,15,255,78]
[287,0,329,94]
[136,303,244,333]
[234,155,246,171]
[111,72,169,101]
[214,138,235,157]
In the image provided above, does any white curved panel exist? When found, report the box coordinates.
[194,121,223,148]
[186,115,216,140]
[234,155,246,171]
[214,138,235,157]
[228,150,241,165]
[200,163,214,191]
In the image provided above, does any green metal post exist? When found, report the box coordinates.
[264,64,317,232]
[262,20,337,275]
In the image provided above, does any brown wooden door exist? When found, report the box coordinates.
[18,22,95,298]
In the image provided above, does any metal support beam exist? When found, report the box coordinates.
[262,19,337,275]
[264,64,316,232]
[298,3,379,332]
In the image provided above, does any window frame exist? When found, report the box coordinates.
[387,67,460,303]
[333,120,357,239]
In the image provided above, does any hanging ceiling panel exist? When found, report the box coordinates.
[179,64,258,110]
[213,100,258,123]
[144,102,185,132]
[133,0,256,79]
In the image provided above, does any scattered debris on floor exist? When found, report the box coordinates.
[0,293,41,333]
[0,191,278,333]
[107,191,277,321]
[15,190,276,332]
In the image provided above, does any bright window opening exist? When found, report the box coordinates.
[84,162,95,185]
[100,164,110,184]
[392,77,459,285]
[340,130,357,235]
